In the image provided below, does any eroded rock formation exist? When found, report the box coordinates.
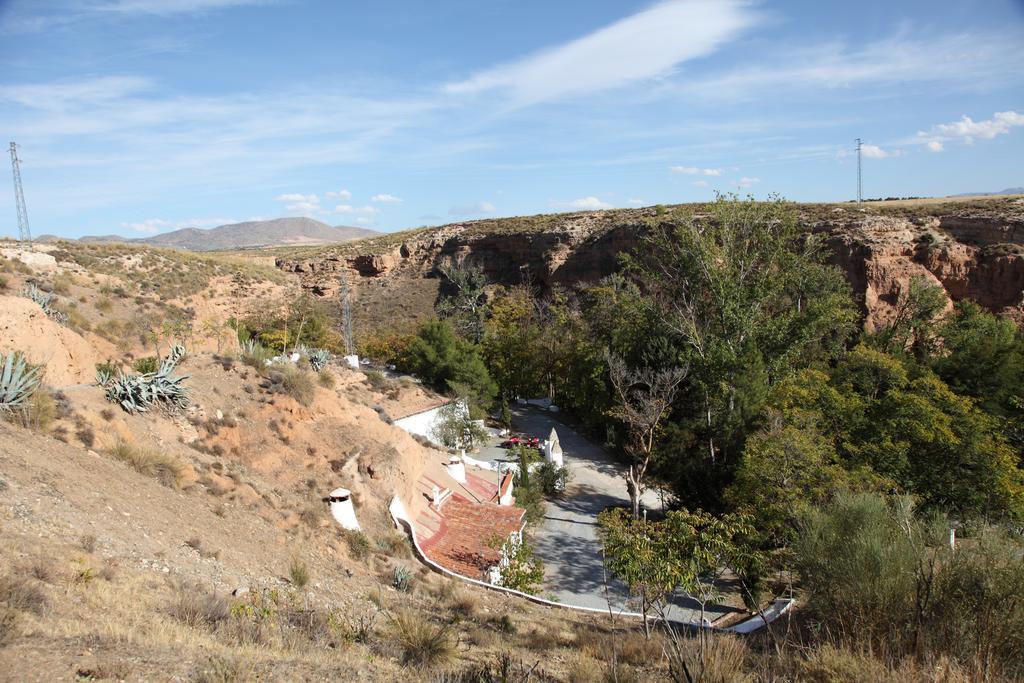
[276,197,1024,331]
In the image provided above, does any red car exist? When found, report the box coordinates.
[501,435,541,449]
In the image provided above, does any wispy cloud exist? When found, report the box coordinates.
[326,189,352,200]
[98,0,274,14]
[737,177,759,188]
[626,198,646,205]
[550,196,613,210]
[449,201,496,216]
[670,165,722,176]
[333,204,379,215]
[274,193,320,213]
[672,31,1024,102]
[444,0,759,106]
[370,193,403,203]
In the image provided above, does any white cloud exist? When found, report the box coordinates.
[332,204,379,215]
[444,0,758,105]
[670,166,722,176]
[370,193,403,203]
[693,180,709,188]
[626,198,645,205]
[738,177,759,188]
[917,110,1024,147]
[122,218,170,234]
[274,193,318,203]
[326,189,352,200]
[449,202,497,216]
[861,144,898,159]
[355,217,376,225]
[551,196,613,210]
[274,193,321,214]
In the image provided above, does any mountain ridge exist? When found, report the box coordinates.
[39,216,378,251]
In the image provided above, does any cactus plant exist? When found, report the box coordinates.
[308,349,331,372]
[0,351,42,411]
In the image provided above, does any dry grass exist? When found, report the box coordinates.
[105,440,185,488]
[0,574,47,615]
[387,610,458,667]
[167,583,231,630]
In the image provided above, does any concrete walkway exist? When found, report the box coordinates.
[477,407,739,624]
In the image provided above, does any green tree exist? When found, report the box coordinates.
[404,319,497,409]
[429,400,488,450]
[871,275,947,358]
[436,259,488,343]
[482,287,545,402]
[625,195,855,505]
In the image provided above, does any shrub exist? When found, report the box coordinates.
[387,611,457,667]
[392,566,412,593]
[168,584,230,630]
[0,275,8,291]
[9,389,56,431]
[0,607,18,647]
[343,530,371,560]
[132,356,159,374]
[317,369,336,389]
[0,574,47,614]
[265,365,316,407]
[289,557,310,589]
[105,440,185,488]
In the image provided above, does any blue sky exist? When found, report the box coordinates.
[1,0,1022,238]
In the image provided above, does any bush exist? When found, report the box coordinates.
[132,356,159,374]
[289,558,310,589]
[317,369,336,389]
[343,530,371,560]
[0,574,47,615]
[168,584,230,630]
[106,440,185,488]
[266,365,316,407]
[387,611,457,667]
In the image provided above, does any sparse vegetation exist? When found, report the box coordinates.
[387,610,457,667]
[105,440,185,488]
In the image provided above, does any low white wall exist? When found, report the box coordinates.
[388,494,793,634]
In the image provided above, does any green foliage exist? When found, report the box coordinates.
[510,445,544,525]
[132,356,159,374]
[534,461,570,497]
[404,318,497,408]
[598,506,758,628]
[795,492,1024,676]
[435,259,488,342]
[0,351,42,411]
[488,533,544,595]
[429,400,488,449]
[482,286,546,401]
[288,557,310,589]
[870,275,947,358]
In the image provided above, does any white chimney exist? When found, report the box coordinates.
[545,427,563,468]
[498,471,515,506]
[326,487,360,531]
[344,354,360,369]
[447,455,466,484]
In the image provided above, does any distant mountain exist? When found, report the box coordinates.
[950,187,1024,197]
[75,217,379,251]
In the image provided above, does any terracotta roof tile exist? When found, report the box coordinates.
[417,493,526,580]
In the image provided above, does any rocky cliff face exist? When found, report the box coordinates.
[276,197,1024,332]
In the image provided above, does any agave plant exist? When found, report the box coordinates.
[21,283,68,325]
[240,338,261,355]
[95,366,114,387]
[0,351,42,411]
[104,364,190,414]
[308,349,331,373]
[160,343,186,373]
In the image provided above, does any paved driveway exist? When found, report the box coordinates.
[485,407,737,624]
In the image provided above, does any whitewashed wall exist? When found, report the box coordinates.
[393,399,469,443]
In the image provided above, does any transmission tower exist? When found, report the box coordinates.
[9,142,32,248]
[855,138,863,203]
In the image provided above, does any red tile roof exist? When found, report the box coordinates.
[417,493,526,580]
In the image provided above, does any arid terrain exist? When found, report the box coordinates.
[2,195,1023,681]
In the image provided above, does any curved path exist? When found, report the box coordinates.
[479,407,740,624]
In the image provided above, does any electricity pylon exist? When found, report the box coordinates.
[9,142,32,248]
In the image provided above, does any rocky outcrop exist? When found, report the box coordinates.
[276,198,1024,330]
